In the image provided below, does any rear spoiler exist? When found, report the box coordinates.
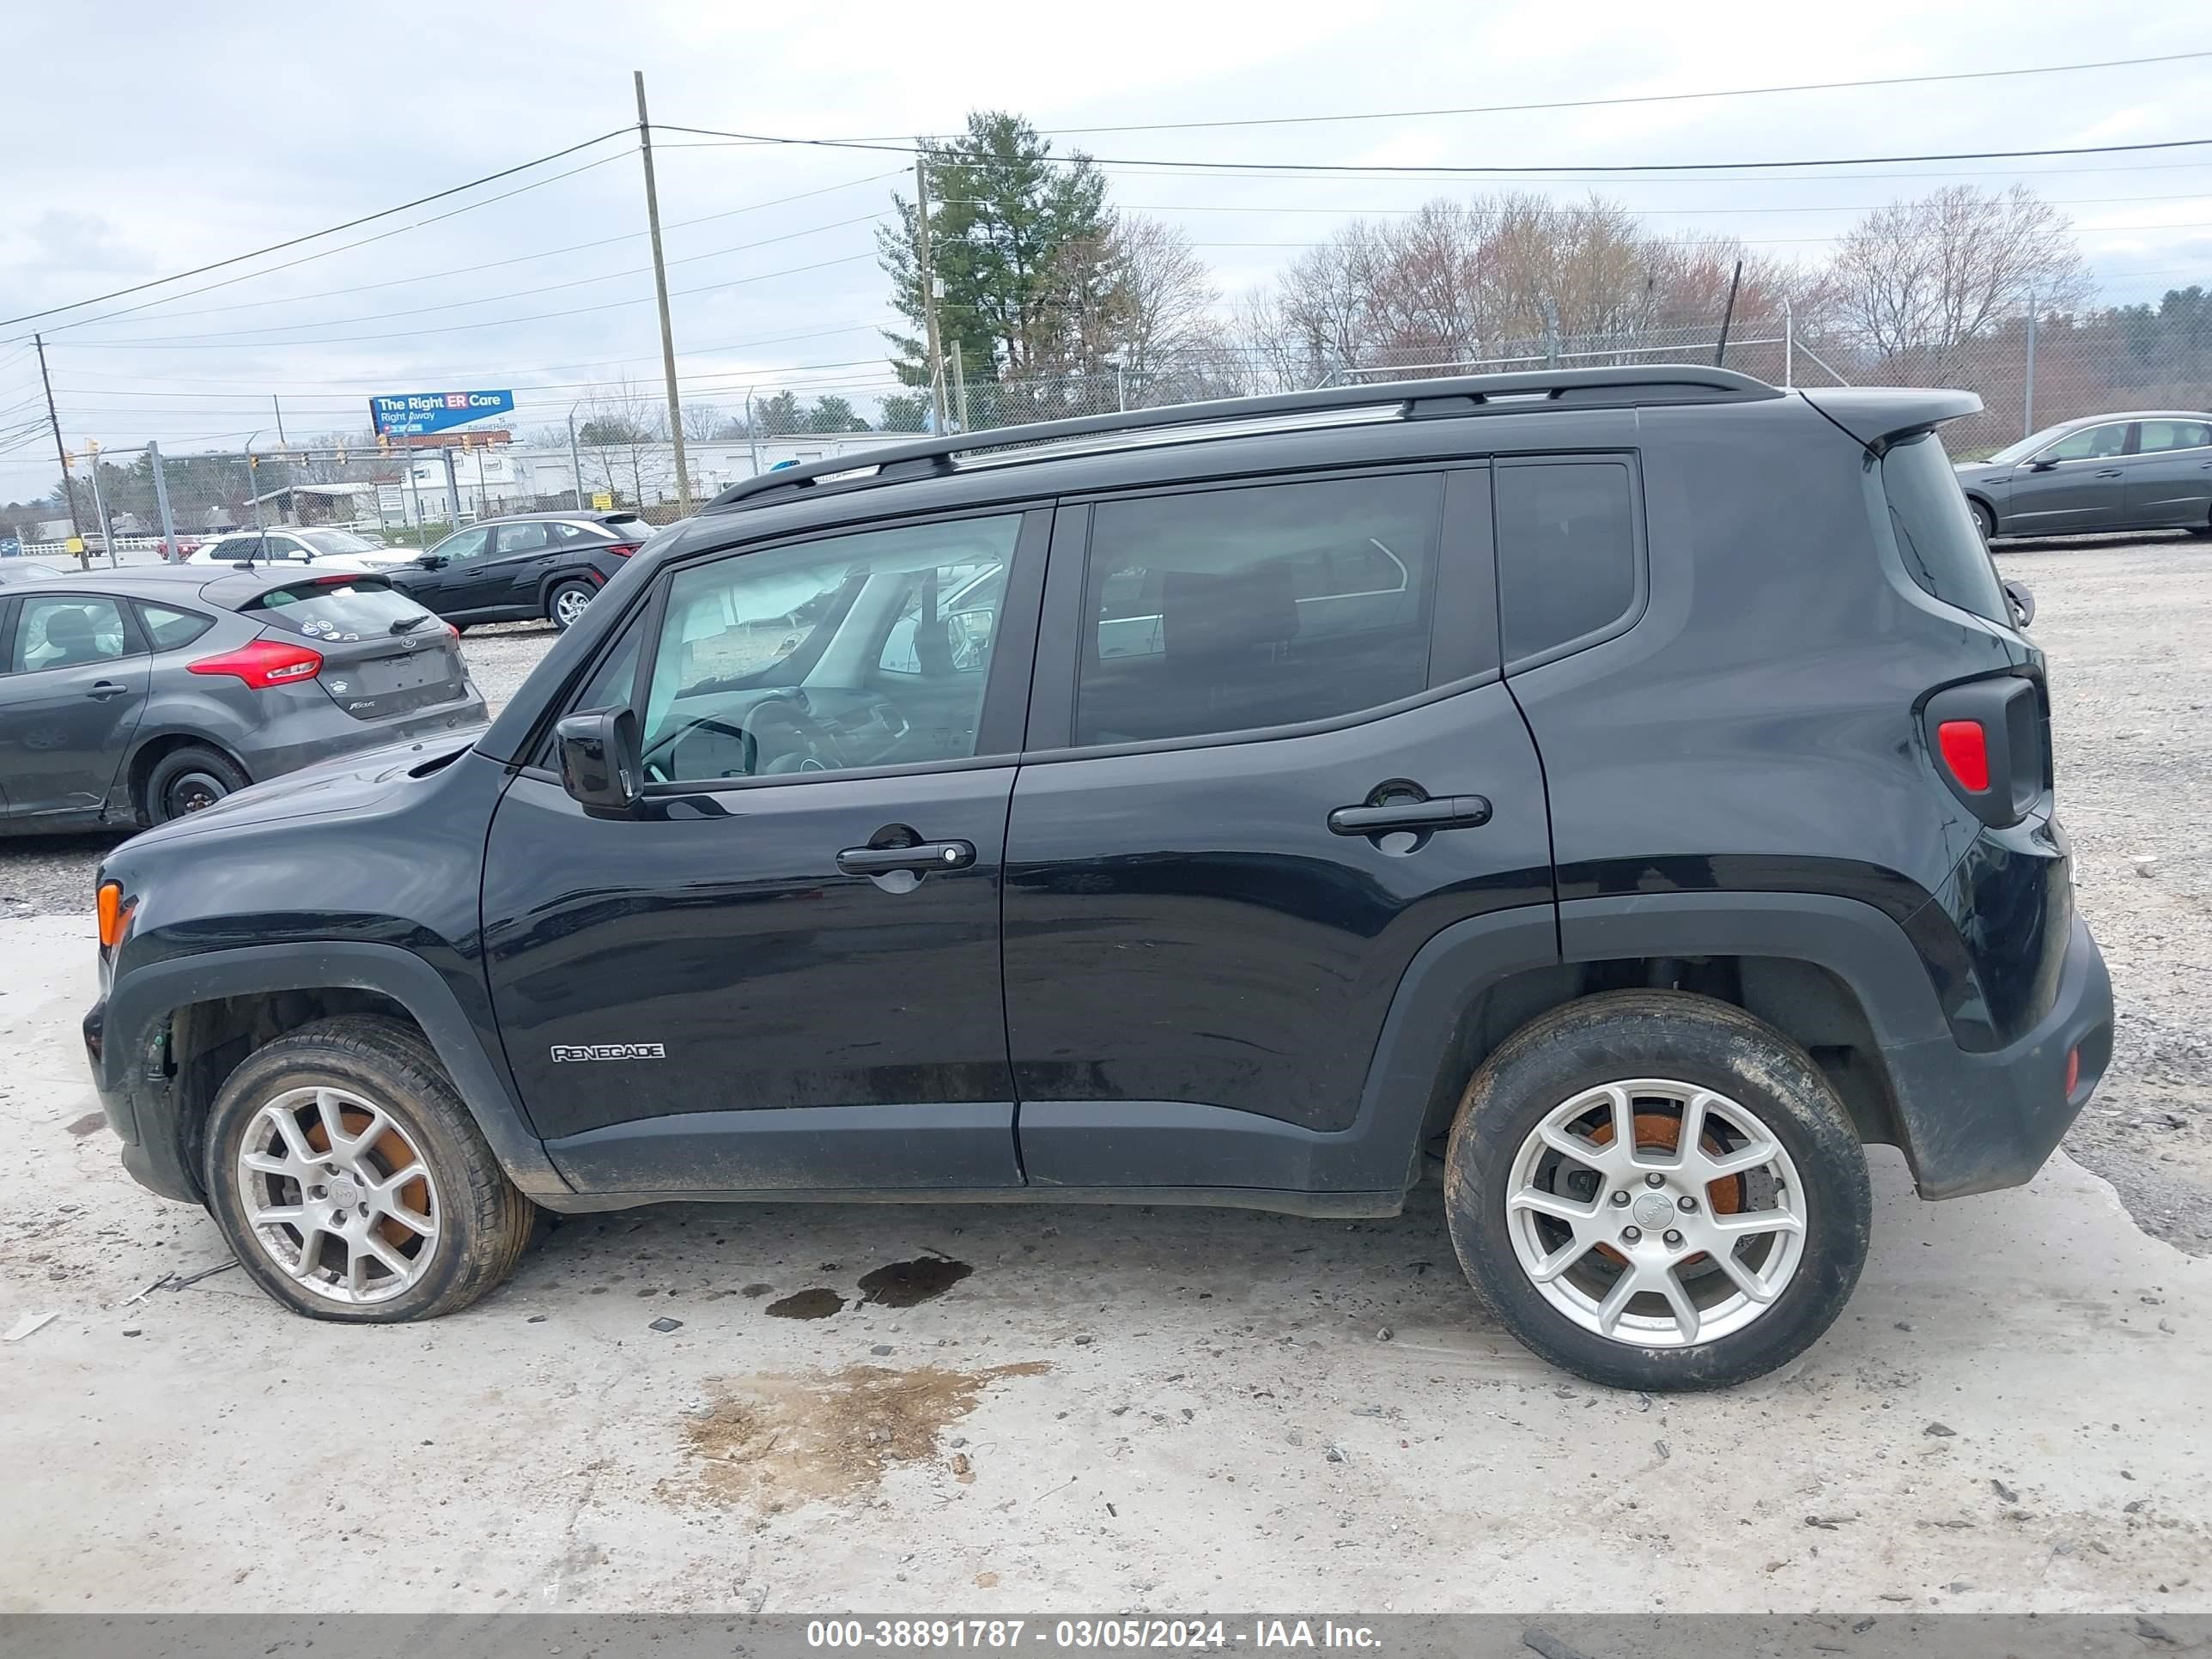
[1799,386,1983,449]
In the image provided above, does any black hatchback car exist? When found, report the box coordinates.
[387,510,653,632]
[84,368,2112,1390]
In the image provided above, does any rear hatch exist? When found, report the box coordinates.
[241,574,472,721]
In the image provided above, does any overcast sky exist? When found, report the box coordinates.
[2,1,2208,492]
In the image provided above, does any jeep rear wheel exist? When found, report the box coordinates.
[202,1016,534,1322]
[1445,991,1870,1391]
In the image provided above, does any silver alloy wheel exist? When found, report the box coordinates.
[235,1085,441,1305]
[1504,1079,1807,1349]
[552,586,591,626]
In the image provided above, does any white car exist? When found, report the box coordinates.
[186,527,419,573]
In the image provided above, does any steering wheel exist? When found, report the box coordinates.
[748,696,846,773]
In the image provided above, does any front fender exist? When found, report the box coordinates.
[90,939,569,1202]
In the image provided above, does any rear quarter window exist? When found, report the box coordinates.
[1494,459,1639,664]
[1881,433,2008,623]
[244,578,430,641]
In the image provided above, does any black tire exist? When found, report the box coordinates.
[201,1015,535,1323]
[144,744,249,825]
[1444,991,1870,1391]
[1968,499,1996,543]
[546,579,595,631]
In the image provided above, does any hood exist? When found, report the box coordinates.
[127,724,489,848]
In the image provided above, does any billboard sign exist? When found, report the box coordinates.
[368,389,515,437]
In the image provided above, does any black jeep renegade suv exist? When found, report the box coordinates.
[82,367,2113,1390]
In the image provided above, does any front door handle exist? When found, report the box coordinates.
[1328,796,1492,836]
[837,840,975,876]
[86,681,131,701]
[2094,468,2124,478]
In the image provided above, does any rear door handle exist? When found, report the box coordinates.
[86,681,130,701]
[1328,796,1492,836]
[837,840,975,876]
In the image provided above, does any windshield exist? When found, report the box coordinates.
[245,577,431,639]
[297,528,378,555]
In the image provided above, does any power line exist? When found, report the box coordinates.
[4,128,638,331]
[842,50,2212,141]
[58,168,903,329]
[653,122,2212,177]
[79,213,890,346]
[59,252,883,350]
[1102,189,2212,218]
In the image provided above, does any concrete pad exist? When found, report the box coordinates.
[0,912,2204,1613]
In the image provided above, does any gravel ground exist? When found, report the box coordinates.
[1989,531,2212,1254]
[2,538,2206,1247]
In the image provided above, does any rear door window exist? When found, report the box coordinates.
[1073,473,1441,746]
[496,522,558,555]
[1880,432,2008,623]
[246,578,430,641]
[2138,419,2212,453]
[1494,459,1640,665]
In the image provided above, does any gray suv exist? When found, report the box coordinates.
[1955,410,2212,540]
[0,566,484,830]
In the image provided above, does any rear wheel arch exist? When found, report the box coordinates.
[1375,895,1942,1173]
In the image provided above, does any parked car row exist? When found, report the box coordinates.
[0,565,483,831]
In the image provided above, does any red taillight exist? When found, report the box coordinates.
[443,622,459,640]
[604,543,638,558]
[1936,720,1990,793]
[2064,1046,2081,1097]
[189,639,324,690]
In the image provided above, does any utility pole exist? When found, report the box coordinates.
[441,447,462,526]
[949,342,969,433]
[633,71,691,514]
[271,395,288,447]
[915,155,949,433]
[33,334,84,560]
[2023,291,2038,440]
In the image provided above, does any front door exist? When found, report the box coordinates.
[0,592,149,823]
[406,525,497,616]
[483,505,1048,1195]
[2008,421,2132,533]
[2124,416,2212,528]
[1002,469,1554,1198]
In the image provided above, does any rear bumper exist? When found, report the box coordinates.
[238,686,486,781]
[1881,913,2113,1200]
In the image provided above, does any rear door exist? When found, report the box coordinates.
[2008,421,2131,532]
[482,505,1048,1196]
[1001,468,1554,1196]
[2124,417,2212,528]
[0,591,150,821]
[488,520,565,609]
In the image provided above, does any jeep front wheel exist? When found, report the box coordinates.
[202,1016,535,1322]
[1445,991,1870,1391]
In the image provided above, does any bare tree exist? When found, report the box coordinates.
[1830,185,2090,378]
[1097,216,1218,402]
[577,377,671,507]
[680,402,725,442]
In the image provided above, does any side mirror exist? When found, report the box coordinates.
[2025,458,2057,471]
[556,707,642,815]
[416,552,445,568]
[2002,579,2036,629]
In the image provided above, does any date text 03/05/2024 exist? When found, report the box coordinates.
[805,1623,1382,1651]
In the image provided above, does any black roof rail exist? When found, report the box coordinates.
[702,365,1781,514]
